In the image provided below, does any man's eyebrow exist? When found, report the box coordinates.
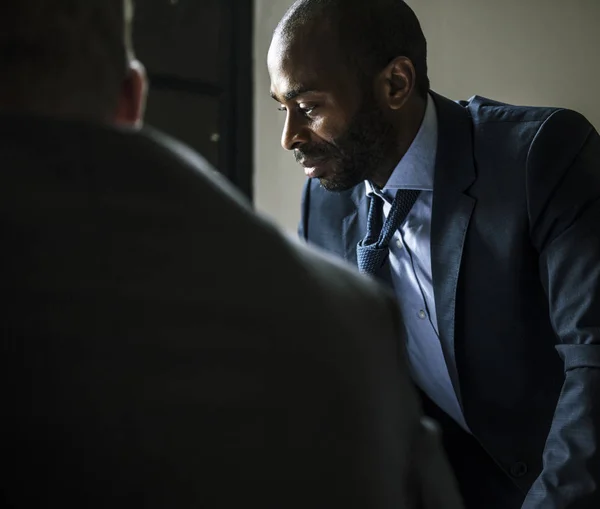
[270,87,317,102]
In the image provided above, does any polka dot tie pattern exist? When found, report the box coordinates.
[356,189,421,276]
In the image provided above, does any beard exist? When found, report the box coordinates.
[294,95,398,192]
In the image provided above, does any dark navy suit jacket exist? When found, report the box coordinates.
[299,92,600,509]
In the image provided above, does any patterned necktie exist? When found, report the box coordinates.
[357,189,421,275]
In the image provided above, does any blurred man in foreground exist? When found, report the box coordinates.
[0,1,461,507]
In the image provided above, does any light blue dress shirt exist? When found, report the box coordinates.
[365,95,469,432]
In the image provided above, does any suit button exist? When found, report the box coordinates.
[510,461,528,478]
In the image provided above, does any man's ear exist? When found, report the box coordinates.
[376,56,416,111]
[114,59,148,128]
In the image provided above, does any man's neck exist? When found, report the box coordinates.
[370,94,428,189]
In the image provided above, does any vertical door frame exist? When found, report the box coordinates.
[219,0,254,201]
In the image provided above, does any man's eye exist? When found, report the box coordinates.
[299,105,317,116]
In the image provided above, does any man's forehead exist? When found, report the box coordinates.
[268,54,325,96]
[269,39,334,73]
[269,78,319,103]
[269,65,343,104]
[268,31,349,98]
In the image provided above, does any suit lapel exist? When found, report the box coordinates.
[341,184,369,265]
[306,181,366,263]
[430,92,477,403]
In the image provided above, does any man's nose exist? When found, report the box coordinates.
[281,111,310,151]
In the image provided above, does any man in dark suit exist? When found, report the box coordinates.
[0,1,462,507]
[268,0,600,507]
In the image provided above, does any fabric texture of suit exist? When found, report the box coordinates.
[299,92,600,509]
[0,114,462,508]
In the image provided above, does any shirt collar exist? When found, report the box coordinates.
[365,93,438,199]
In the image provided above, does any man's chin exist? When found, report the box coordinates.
[318,174,364,193]
[302,160,366,192]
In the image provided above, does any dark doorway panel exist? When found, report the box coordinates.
[134,0,253,199]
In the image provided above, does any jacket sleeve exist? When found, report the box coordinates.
[524,109,600,508]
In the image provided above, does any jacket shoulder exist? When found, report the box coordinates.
[459,95,594,170]
[462,95,561,126]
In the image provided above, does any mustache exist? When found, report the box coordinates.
[294,144,339,164]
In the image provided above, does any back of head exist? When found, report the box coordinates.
[276,0,429,98]
[0,0,139,122]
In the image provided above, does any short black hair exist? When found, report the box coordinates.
[277,0,430,98]
[0,0,133,119]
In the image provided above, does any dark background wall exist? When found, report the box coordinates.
[133,0,254,199]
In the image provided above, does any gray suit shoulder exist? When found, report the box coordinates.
[138,124,402,345]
